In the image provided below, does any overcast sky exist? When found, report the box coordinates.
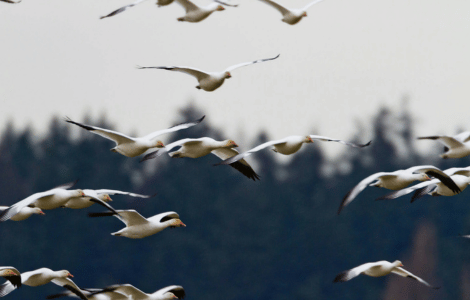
[1,0,469,155]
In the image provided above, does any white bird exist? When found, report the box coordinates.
[258,0,326,25]
[88,206,186,239]
[338,165,461,214]
[0,267,21,290]
[140,137,260,180]
[418,131,470,159]
[47,287,128,300]
[0,181,119,222]
[0,268,88,299]
[97,284,185,300]
[0,206,44,221]
[64,189,155,209]
[174,0,237,23]
[215,135,370,166]
[137,54,279,92]
[65,116,204,157]
[377,166,470,202]
[100,0,175,20]
[333,260,439,289]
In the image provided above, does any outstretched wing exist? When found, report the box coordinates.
[95,189,156,199]
[154,285,186,299]
[417,135,464,149]
[89,209,148,227]
[333,262,379,283]
[225,54,280,72]
[65,118,135,145]
[375,179,438,201]
[212,148,260,181]
[174,0,199,12]
[100,284,148,299]
[141,115,205,141]
[258,0,290,15]
[302,0,326,10]
[100,0,149,19]
[338,172,396,214]
[309,135,371,148]
[391,267,440,289]
[408,165,461,194]
[137,65,210,81]
[51,278,88,300]
[0,0,22,3]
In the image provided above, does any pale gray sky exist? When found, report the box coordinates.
[1,0,469,156]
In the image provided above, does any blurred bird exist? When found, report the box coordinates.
[64,189,155,209]
[0,267,21,290]
[258,0,326,25]
[417,131,470,159]
[100,0,176,20]
[93,284,185,300]
[333,260,439,289]
[174,0,237,22]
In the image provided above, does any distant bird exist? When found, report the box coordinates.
[0,267,21,290]
[100,0,175,20]
[140,137,260,180]
[95,284,185,300]
[0,181,118,222]
[215,135,370,166]
[47,287,128,300]
[65,115,204,157]
[338,165,461,214]
[174,0,237,23]
[137,54,279,92]
[64,189,155,209]
[0,268,88,300]
[377,167,470,202]
[258,0,326,25]
[418,131,470,159]
[0,206,44,221]
[333,260,439,289]
[89,206,186,239]
[0,0,21,3]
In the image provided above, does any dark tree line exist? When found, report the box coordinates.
[1,102,470,300]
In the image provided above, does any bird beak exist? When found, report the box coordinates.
[308,137,314,143]
[181,222,187,227]
[39,211,45,215]
[80,192,85,196]
[107,196,113,202]
[67,273,74,278]
[400,263,404,267]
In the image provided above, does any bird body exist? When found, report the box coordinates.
[64,189,153,209]
[33,189,85,210]
[334,260,438,289]
[98,284,185,300]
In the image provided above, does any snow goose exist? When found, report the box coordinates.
[0,206,44,221]
[258,0,326,25]
[173,0,237,23]
[0,268,88,299]
[140,137,260,180]
[418,131,470,159]
[137,54,279,92]
[65,115,204,158]
[0,181,118,222]
[377,166,470,202]
[0,267,21,290]
[64,189,155,209]
[333,260,439,289]
[96,284,185,300]
[215,135,370,166]
[88,206,186,239]
[337,165,461,214]
[47,287,128,300]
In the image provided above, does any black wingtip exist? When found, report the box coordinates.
[361,140,372,147]
[140,150,160,163]
[88,212,117,218]
[333,271,348,283]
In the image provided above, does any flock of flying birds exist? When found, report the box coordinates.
[2,0,470,298]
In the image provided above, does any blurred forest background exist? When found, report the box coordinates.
[1,101,470,300]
